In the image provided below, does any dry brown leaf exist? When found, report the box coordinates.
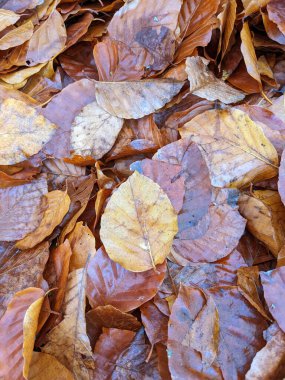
[100,171,178,272]
[0,176,47,241]
[28,352,74,380]
[94,79,184,119]
[42,269,94,380]
[0,9,20,32]
[27,10,67,65]
[0,64,46,86]
[239,190,285,256]
[0,288,44,380]
[179,108,278,188]
[16,190,70,249]
[67,222,96,271]
[278,148,285,206]
[186,56,245,104]
[70,100,123,159]
[0,98,56,165]
[242,0,270,16]
[240,22,262,86]
[218,0,237,60]
[0,241,49,318]
[267,0,285,35]
[0,21,33,50]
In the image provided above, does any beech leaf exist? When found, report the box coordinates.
[0,21,33,50]
[100,171,178,272]
[28,352,74,380]
[0,9,20,32]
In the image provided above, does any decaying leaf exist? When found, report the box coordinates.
[42,269,94,380]
[16,190,70,249]
[0,288,44,380]
[87,247,166,312]
[28,352,74,380]
[100,171,178,272]
[70,100,123,159]
[0,98,56,165]
[179,108,278,188]
[186,56,245,104]
[239,190,285,256]
[94,79,184,119]
[0,176,47,241]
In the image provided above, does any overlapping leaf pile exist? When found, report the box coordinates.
[1,0,285,379]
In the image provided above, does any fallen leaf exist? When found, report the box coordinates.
[94,79,184,119]
[0,176,48,241]
[67,222,96,271]
[0,21,33,50]
[179,108,278,188]
[245,323,285,380]
[87,247,166,311]
[0,98,56,165]
[261,266,285,333]
[0,9,20,32]
[218,0,237,60]
[242,0,270,16]
[42,269,94,380]
[107,0,183,71]
[185,56,245,104]
[239,190,285,256]
[70,100,123,159]
[100,171,178,272]
[267,0,285,35]
[28,352,74,380]
[168,284,267,379]
[140,301,168,346]
[65,12,93,49]
[27,10,67,65]
[0,288,44,380]
[16,190,70,249]
[278,148,285,205]
[0,241,49,318]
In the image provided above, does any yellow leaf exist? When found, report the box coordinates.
[179,108,278,188]
[28,352,74,380]
[16,190,70,249]
[185,56,245,104]
[0,98,56,165]
[0,9,20,32]
[240,22,261,85]
[70,100,123,159]
[67,222,96,271]
[23,296,45,378]
[239,190,285,256]
[0,20,33,50]
[94,79,184,119]
[0,63,46,85]
[100,171,178,272]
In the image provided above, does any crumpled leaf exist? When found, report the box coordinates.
[261,266,285,333]
[100,171,178,272]
[28,352,74,380]
[0,20,33,50]
[94,79,184,119]
[70,100,123,159]
[168,284,267,379]
[186,56,245,104]
[0,9,20,32]
[67,222,96,271]
[87,247,166,312]
[0,176,47,241]
[179,108,278,188]
[0,241,49,318]
[16,190,70,250]
[0,98,56,165]
[42,269,94,380]
[217,0,237,60]
[107,0,183,71]
[239,190,285,256]
[245,323,285,380]
[0,287,44,380]
[27,10,67,65]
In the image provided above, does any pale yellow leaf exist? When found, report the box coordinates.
[186,56,245,104]
[0,20,33,50]
[28,352,74,380]
[0,98,57,165]
[179,108,278,188]
[16,190,70,249]
[0,9,20,32]
[100,171,178,272]
[42,269,94,380]
[241,22,261,84]
[70,101,123,159]
[94,79,184,119]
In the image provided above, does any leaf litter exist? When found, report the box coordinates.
[1,0,285,379]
